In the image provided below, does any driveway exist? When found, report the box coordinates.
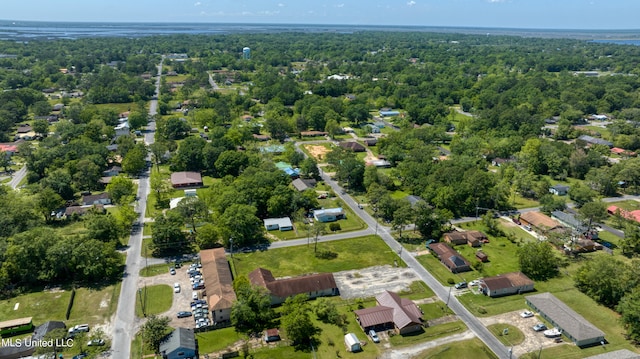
[477,310,565,357]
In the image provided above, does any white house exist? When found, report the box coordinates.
[313,208,346,222]
[263,217,293,231]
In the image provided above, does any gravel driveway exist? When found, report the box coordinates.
[333,265,420,299]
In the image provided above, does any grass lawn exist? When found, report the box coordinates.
[420,302,453,320]
[606,199,640,211]
[510,192,540,209]
[131,327,173,359]
[196,327,244,354]
[388,320,467,347]
[487,323,524,346]
[400,281,436,301]
[140,263,172,277]
[94,102,136,114]
[0,283,121,329]
[414,338,498,359]
[135,284,173,317]
[390,190,410,200]
[233,235,405,278]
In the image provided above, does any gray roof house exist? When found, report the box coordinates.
[82,192,112,206]
[526,292,605,347]
[578,135,613,148]
[313,208,346,222]
[291,178,316,192]
[264,217,293,231]
[159,328,198,359]
[549,184,569,196]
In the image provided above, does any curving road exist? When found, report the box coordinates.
[110,56,162,359]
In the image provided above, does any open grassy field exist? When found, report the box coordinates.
[0,283,121,328]
[389,321,467,347]
[140,263,172,277]
[487,323,524,346]
[135,284,173,317]
[233,235,404,278]
[94,102,137,114]
[414,338,499,359]
[196,327,244,354]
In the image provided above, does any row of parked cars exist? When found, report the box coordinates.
[188,263,205,290]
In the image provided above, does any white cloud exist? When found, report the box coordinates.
[407,1,416,6]
[194,1,201,6]
[488,0,506,2]
[278,3,285,7]
[335,3,345,8]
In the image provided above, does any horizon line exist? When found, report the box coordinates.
[1,19,639,33]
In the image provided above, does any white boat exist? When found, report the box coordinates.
[543,328,562,338]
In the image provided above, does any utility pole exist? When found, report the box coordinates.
[374,207,378,236]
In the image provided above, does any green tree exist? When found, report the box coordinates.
[218,204,264,248]
[174,196,209,234]
[215,150,249,177]
[300,157,319,179]
[32,119,49,136]
[539,194,566,215]
[37,187,65,223]
[149,141,168,172]
[414,201,451,240]
[575,256,631,308]
[106,176,136,205]
[620,225,640,258]
[392,201,413,238]
[231,278,275,333]
[122,143,147,175]
[87,214,120,242]
[281,294,319,349]
[568,182,595,208]
[151,212,189,255]
[517,241,559,281]
[312,222,327,254]
[127,110,148,130]
[578,201,607,230]
[141,315,171,354]
[617,288,640,344]
[195,223,220,249]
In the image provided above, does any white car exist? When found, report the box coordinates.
[469,280,480,286]
[520,311,534,318]
[192,291,198,300]
[174,283,181,293]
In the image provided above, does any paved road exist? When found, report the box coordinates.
[9,165,26,189]
[208,73,220,90]
[110,57,162,359]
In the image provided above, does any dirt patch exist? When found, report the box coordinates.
[334,265,419,299]
[304,145,331,162]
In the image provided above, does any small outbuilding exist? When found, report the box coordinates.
[263,328,281,343]
[344,333,361,352]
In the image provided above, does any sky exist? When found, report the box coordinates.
[2,0,639,30]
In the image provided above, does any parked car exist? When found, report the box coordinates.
[192,291,199,300]
[169,267,176,275]
[192,283,205,290]
[174,283,181,293]
[532,323,547,332]
[72,354,88,359]
[369,330,380,343]
[68,324,90,337]
[520,311,534,318]
[454,281,467,289]
[177,311,192,318]
[87,339,105,346]
[469,280,480,287]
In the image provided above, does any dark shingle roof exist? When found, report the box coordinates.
[160,328,196,354]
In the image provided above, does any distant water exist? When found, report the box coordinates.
[0,20,640,41]
[591,39,640,46]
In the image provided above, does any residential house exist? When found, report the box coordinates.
[114,121,130,138]
[171,172,203,188]
[291,178,316,192]
[526,292,605,347]
[82,192,112,206]
[252,134,271,141]
[549,184,569,196]
[354,290,423,335]
[248,268,338,305]
[339,141,366,152]
[259,144,285,154]
[551,210,597,239]
[428,242,471,273]
[607,205,640,223]
[442,230,486,247]
[275,162,300,178]
[611,147,636,157]
[52,103,65,112]
[263,217,294,231]
[201,248,236,325]
[313,208,346,222]
[363,138,378,146]
[364,124,380,133]
[491,158,514,167]
[102,166,122,177]
[584,349,640,359]
[404,195,423,206]
[379,110,400,117]
[518,211,563,233]
[578,135,613,148]
[64,205,105,217]
[159,328,198,359]
[479,272,534,297]
[368,159,391,168]
[16,124,32,134]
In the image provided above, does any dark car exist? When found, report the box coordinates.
[177,311,192,318]
[87,339,105,346]
[454,281,467,289]
[532,323,547,332]
[73,354,88,359]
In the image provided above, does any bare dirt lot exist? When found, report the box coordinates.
[333,265,420,299]
[478,310,566,357]
[304,144,332,162]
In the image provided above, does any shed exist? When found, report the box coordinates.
[344,333,361,352]
[475,251,488,262]
[184,189,197,197]
[264,328,281,343]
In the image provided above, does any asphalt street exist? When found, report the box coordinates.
[110,57,161,359]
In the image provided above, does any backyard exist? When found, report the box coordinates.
[135,284,173,317]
